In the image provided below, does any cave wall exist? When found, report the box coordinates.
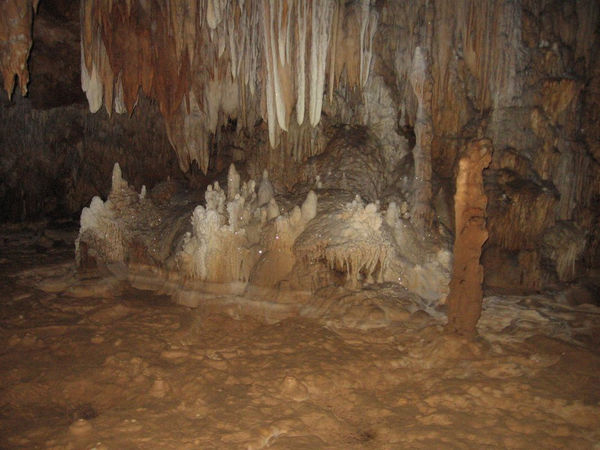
[0,0,599,287]
[0,95,182,222]
[370,1,600,287]
[0,0,183,222]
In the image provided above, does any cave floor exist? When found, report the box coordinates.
[1,226,600,449]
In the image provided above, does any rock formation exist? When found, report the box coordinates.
[2,3,600,447]
[0,0,39,99]
[0,0,599,331]
[446,139,492,336]
[76,126,452,308]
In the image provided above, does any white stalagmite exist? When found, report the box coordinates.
[226,194,245,232]
[257,169,274,206]
[267,197,280,220]
[76,162,140,267]
[179,177,257,283]
[176,166,320,286]
[227,163,241,200]
[301,190,317,222]
[385,202,398,227]
[205,182,226,213]
[111,162,125,193]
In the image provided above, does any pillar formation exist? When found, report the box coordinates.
[446,139,492,336]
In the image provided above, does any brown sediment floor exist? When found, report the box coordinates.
[1,225,599,449]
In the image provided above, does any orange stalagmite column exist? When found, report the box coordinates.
[446,139,492,336]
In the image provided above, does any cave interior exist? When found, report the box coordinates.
[1,0,599,448]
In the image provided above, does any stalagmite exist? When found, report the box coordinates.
[257,170,274,207]
[227,164,241,200]
[446,139,493,336]
[267,198,280,221]
[301,190,317,222]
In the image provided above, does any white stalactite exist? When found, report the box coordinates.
[81,0,378,172]
[309,0,335,127]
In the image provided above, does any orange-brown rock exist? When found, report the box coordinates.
[0,0,39,98]
[446,139,492,336]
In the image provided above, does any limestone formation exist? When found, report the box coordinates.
[76,128,452,306]
[0,0,39,98]
[446,139,492,336]
[79,0,378,173]
[1,0,599,332]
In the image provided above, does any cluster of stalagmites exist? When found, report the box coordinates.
[77,152,452,307]
[80,0,378,173]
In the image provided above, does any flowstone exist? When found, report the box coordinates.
[76,128,451,316]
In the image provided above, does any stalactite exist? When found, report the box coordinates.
[0,0,39,99]
[309,0,335,127]
[261,0,279,147]
[429,0,523,177]
[359,0,377,88]
[295,0,307,126]
[80,0,377,172]
[410,47,434,231]
[80,43,102,114]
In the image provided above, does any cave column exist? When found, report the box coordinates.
[446,139,492,336]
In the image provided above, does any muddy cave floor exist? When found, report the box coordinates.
[0,224,599,449]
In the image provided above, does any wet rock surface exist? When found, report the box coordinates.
[1,226,599,448]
